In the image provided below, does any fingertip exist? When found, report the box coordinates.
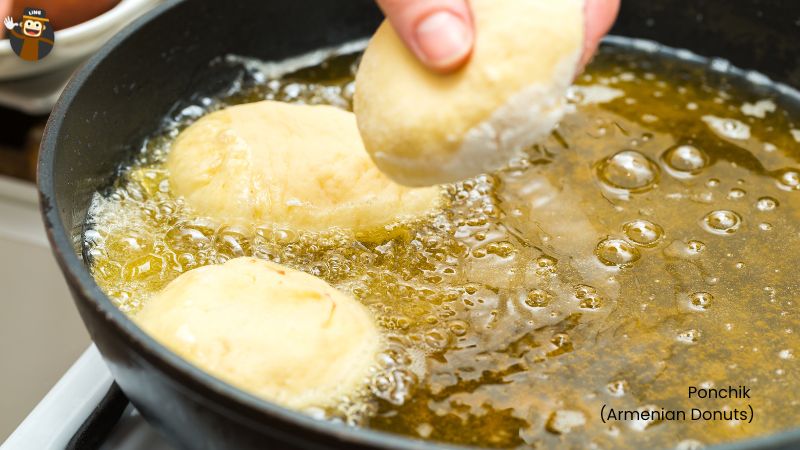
[426,50,473,73]
[585,0,620,40]
[413,10,474,73]
[376,0,474,74]
[579,0,621,70]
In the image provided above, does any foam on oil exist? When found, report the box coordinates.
[85,40,800,448]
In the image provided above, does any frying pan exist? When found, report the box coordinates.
[38,0,800,448]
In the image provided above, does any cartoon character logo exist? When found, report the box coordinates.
[4,8,55,62]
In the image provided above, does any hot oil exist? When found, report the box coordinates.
[85,41,800,449]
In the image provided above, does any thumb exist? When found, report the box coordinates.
[580,0,621,70]
[375,0,474,73]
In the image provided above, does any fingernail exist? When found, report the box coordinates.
[415,11,472,68]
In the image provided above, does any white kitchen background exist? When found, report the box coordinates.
[0,175,89,441]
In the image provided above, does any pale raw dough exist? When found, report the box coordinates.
[135,257,380,410]
[354,0,585,186]
[167,101,441,231]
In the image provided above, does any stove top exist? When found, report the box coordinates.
[2,345,174,450]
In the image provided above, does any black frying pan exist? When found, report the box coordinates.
[38,0,800,449]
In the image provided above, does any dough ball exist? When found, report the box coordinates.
[354,0,585,186]
[134,257,380,410]
[167,101,441,231]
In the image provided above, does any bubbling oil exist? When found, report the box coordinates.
[85,41,800,449]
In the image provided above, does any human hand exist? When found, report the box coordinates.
[374,0,621,73]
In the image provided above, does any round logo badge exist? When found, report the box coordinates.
[4,7,55,62]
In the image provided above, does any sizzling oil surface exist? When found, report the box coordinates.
[85,43,800,449]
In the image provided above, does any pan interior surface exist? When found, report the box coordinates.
[81,36,800,450]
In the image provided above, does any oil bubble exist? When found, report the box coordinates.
[597,150,659,192]
[727,188,746,200]
[526,289,553,308]
[124,254,165,282]
[93,258,121,281]
[702,115,751,140]
[687,240,706,254]
[579,296,603,310]
[595,238,641,266]
[662,144,708,175]
[755,197,778,211]
[107,235,148,256]
[423,330,450,350]
[689,292,713,310]
[574,285,604,309]
[777,170,800,190]
[675,439,706,450]
[370,367,416,406]
[606,380,628,397]
[623,219,664,247]
[574,285,597,299]
[535,255,558,276]
[177,252,199,270]
[214,226,251,258]
[537,255,557,268]
[486,241,516,258]
[701,210,741,235]
[165,225,212,253]
[677,329,701,344]
[448,320,469,337]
